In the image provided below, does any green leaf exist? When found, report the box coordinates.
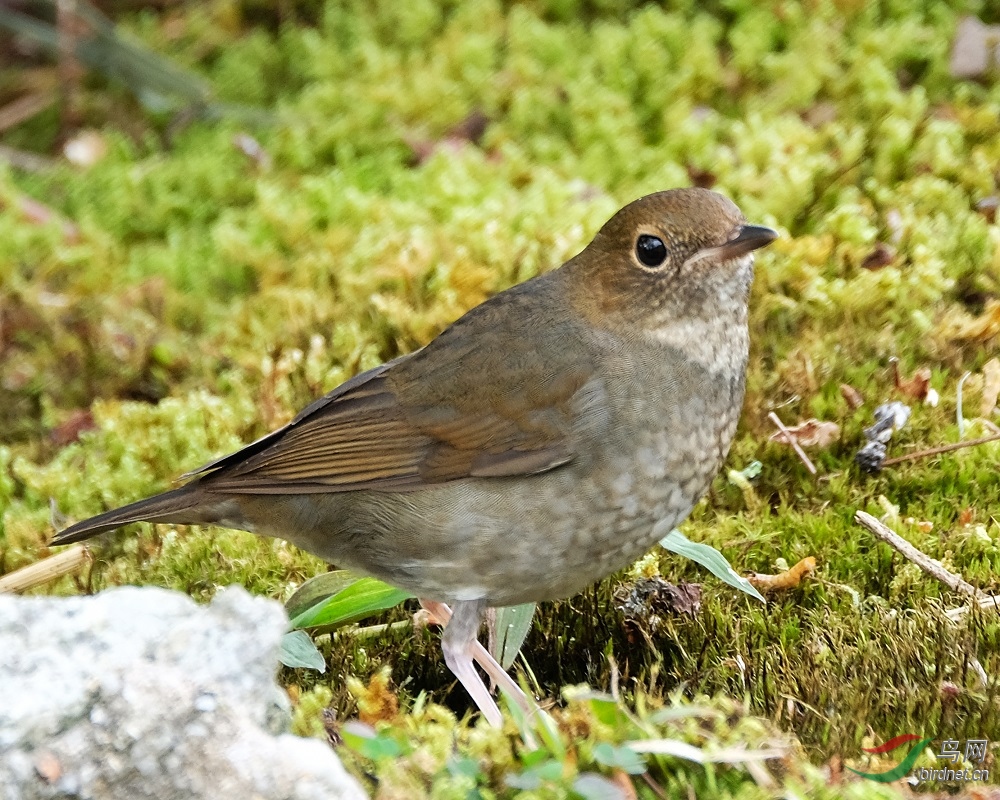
[284,570,366,621]
[573,773,629,800]
[278,630,326,672]
[341,722,405,761]
[493,602,536,669]
[592,742,646,775]
[659,528,765,604]
[289,574,414,630]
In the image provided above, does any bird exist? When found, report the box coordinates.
[52,187,777,726]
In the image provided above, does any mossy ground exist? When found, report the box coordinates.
[2,0,1000,796]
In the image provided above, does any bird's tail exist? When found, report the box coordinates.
[52,485,206,545]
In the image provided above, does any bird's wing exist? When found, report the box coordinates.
[190,285,600,494]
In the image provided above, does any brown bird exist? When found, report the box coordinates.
[53,188,776,725]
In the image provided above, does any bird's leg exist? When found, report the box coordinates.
[420,599,536,725]
[422,598,501,726]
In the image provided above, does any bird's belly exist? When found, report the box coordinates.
[318,416,735,607]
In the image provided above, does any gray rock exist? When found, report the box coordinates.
[0,586,366,800]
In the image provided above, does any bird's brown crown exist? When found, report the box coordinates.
[566,188,773,329]
[594,188,746,269]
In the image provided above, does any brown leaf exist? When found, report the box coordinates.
[827,753,843,785]
[406,110,491,166]
[839,383,864,410]
[893,362,932,401]
[939,680,961,700]
[747,557,817,592]
[976,196,999,223]
[49,408,95,447]
[685,164,717,188]
[981,358,1000,417]
[768,419,840,449]
[860,242,896,270]
[446,109,489,144]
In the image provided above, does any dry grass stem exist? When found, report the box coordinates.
[0,545,91,593]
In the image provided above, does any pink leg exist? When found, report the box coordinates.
[420,599,536,724]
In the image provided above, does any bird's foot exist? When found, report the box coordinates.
[419,599,538,727]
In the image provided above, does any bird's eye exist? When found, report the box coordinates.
[635,234,667,267]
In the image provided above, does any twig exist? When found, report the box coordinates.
[0,545,91,593]
[0,91,56,134]
[947,594,1000,621]
[881,432,1000,466]
[343,619,413,640]
[0,144,56,172]
[767,412,817,475]
[854,511,983,598]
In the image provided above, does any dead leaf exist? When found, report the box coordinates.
[768,419,840,449]
[406,110,491,166]
[941,299,1000,341]
[686,163,717,188]
[939,680,961,700]
[976,196,999,223]
[840,383,864,410]
[981,358,1000,417]
[827,753,843,785]
[950,16,1000,79]
[446,109,489,144]
[892,361,932,401]
[959,507,975,526]
[747,557,817,592]
[49,408,95,446]
[614,578,702,619]
[860,242,896,270]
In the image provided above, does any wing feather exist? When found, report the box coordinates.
[191,279,600,493]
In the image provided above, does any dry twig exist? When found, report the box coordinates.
[881,432,1000,466]
[854,511,982,598]
[0,91,55,134]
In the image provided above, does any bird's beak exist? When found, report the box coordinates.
[718,224,778,259]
